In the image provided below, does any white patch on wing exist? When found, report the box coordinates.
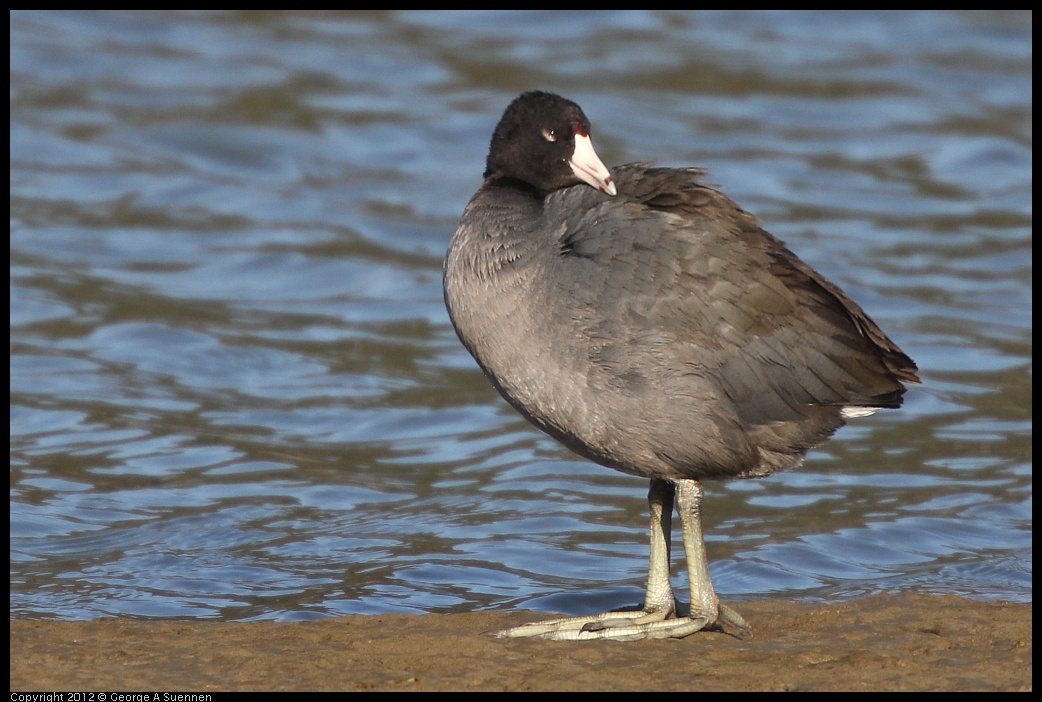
[841,406,881,419]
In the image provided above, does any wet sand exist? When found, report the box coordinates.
[10,593,1031,692]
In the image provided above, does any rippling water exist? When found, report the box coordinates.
[11,10,1031,621]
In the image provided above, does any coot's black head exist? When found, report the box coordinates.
[484,91,617,197]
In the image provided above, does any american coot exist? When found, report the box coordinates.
[444,91,919,641]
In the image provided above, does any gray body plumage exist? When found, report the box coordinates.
[445,163,915,484]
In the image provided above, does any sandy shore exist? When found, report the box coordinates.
[10,593,1031,692]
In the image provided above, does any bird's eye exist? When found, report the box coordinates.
[542,128,557,142]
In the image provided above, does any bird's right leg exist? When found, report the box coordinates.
[489,479,693,640]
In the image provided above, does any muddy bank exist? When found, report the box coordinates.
[10,593,1031,692]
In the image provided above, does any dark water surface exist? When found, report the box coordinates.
[11,11,1031,621]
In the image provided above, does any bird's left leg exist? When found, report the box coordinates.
[491,479,746,640]
[675,479,750,638]
[560,479,749,639]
